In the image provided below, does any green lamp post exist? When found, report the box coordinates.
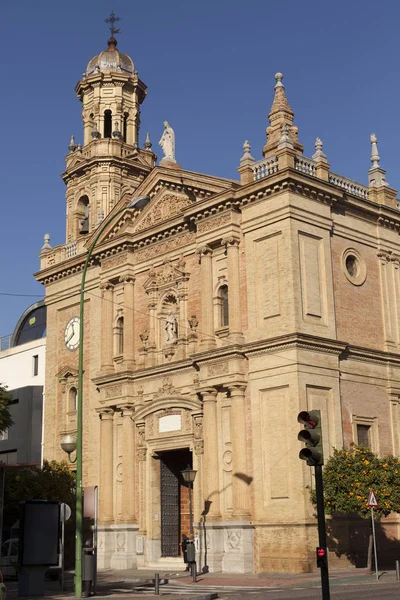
[61,195,150,598]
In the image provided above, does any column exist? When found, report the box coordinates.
[120,276,135,368]
[120,404,136,522]
[98,408,115,523]
[199,246,216,350]
[224,237,244,343]
[100,282,114,373]
[202,389,220,518]
[229,385,250,517]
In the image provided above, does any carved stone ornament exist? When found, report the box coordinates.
[154,376,178,398]
[194,439,204,455]
[197,213,231,234]
[105,384,123,399]
[188,315,199,331]
[207,361,229,377]
[135,193,192,233]
[144,258,188,291]
[101,253,128,271]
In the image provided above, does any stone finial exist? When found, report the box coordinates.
[91,122,101,140]
[68,135,77,152]
[274,72,284,88]
[240,140,255,165]
[312,137,328,163]
[277,124,293,150]
[112,121,122,140]
[41,233,52,252]
[368,133,388,187]
[144,132,152,150]
[370,133,380,167]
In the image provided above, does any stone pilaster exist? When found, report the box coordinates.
[229,385,250,517]
[120,276,135,369]
[202,389,220,518]
[120,404,136,522]
[199,247,216,350]
[97,407,115,523]
[136,423,147,534]
[100,282,114,373]
[223,237,244,343]
[147,294,157,366]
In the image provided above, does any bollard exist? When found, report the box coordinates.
[155,572,160,595]
[396,560,400,581]
[191,561,197,583]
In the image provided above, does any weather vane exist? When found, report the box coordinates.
[105,11,121,37]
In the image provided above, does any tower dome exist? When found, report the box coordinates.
[86,37,134,76]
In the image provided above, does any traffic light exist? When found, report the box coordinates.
[298,410,323,466]
[316,547,327,569]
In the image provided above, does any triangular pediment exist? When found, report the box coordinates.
[87,166,237,248]
[66,153,87,171]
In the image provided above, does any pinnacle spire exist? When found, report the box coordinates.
[368,133,388,187]
[263,73,303,158]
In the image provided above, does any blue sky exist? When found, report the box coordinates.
[1,0,399,337]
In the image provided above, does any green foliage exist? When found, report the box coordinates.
[0,384,14,435]
[313,445,400,520]
[4,460,76,529]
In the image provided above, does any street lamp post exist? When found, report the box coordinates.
[181,466,197,582]
[61,195,150,598]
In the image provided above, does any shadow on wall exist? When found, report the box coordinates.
[197,472,253,574]
[327,513,400,569]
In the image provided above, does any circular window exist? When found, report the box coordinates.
[342,249,366,286]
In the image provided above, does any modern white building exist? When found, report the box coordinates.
[0,301,46,465]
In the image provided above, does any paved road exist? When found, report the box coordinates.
[217,582,400,600]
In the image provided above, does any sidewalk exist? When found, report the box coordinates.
[3,565,396,599]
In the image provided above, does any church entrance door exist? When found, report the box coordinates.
[159,448,192,557]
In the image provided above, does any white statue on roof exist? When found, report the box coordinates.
[159,121,176,163]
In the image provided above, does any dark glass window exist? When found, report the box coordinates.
[357,424,371,448]
[14,306,46,346]
[33,355,39,376]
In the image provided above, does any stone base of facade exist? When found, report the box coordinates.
[97,523,140,569]
[196,521,254,574]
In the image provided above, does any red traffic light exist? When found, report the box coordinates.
[298,411,318,428]
[317,547,325,557]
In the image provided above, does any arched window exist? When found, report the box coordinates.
[116,316,124,355]
[69,387,77,412]
[104,110,112,138]
[123,113,128,143]
[219,285,229,327]
[77,195,89,234]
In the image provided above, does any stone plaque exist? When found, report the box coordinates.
[159,414,181,433]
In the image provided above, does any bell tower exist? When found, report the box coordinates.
[62,13,156,242]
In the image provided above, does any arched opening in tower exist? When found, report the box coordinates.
[104,110,112,138]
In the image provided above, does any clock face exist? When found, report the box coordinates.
[64,317,80,350]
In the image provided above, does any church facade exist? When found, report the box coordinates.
[35,32,400,573]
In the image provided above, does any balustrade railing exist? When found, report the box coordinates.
[0,334,12,351]
[328,173,369,199]
[294,156,316,176]
[253,156,279,180]
[65,241,77,259]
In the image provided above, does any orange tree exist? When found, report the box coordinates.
[313,445,400,568]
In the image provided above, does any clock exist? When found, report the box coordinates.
[64,317,80,350]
